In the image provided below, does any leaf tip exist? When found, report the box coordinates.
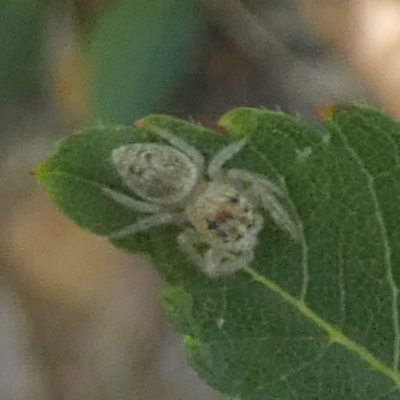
[314,105,335,120]
[314,104,358,121]
[218,108,244,129]
[218,108,258,138]
[134,114,173,130]
[33,162,49,180]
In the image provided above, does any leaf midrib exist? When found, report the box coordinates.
[244,266,400,389]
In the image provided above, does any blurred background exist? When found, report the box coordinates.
[1,0,398,398]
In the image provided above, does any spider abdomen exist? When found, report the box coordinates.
[112,143,199,205]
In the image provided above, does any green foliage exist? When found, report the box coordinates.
[36,106,400,399]
[0,0,49,105]
[87,0,202,124]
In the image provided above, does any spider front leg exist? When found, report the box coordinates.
[103,186,185,239]
[137,125,205,172]
[102,186,162,213]
[108,212,183,239]
[178,228,253,278]
[204,246,254,278]
[207,138,247,180]
[177,228,208,271]
[227,169,301,242]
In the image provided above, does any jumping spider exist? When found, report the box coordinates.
[103,125,299,278]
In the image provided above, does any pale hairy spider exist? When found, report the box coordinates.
[103,126,300,278]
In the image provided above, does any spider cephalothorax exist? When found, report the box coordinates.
[104,125,299,278]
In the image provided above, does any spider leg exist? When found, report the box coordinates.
[178,228,255,278]
[247,212,264,239]
[227,169,300,241]
[108,212,182,239]
[204,247,254,278]
[208,139,247,179]
[143,126,205,171]
[227,168,286,197]
[102,186,162,213]
[177,228,208,268]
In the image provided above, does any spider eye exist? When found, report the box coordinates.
[206,219,230,239]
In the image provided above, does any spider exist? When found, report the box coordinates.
[103,125,300,278]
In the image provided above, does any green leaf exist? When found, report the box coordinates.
[36,106,400,399]
[87,0,202,124]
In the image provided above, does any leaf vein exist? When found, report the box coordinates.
[338,129,400,372]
